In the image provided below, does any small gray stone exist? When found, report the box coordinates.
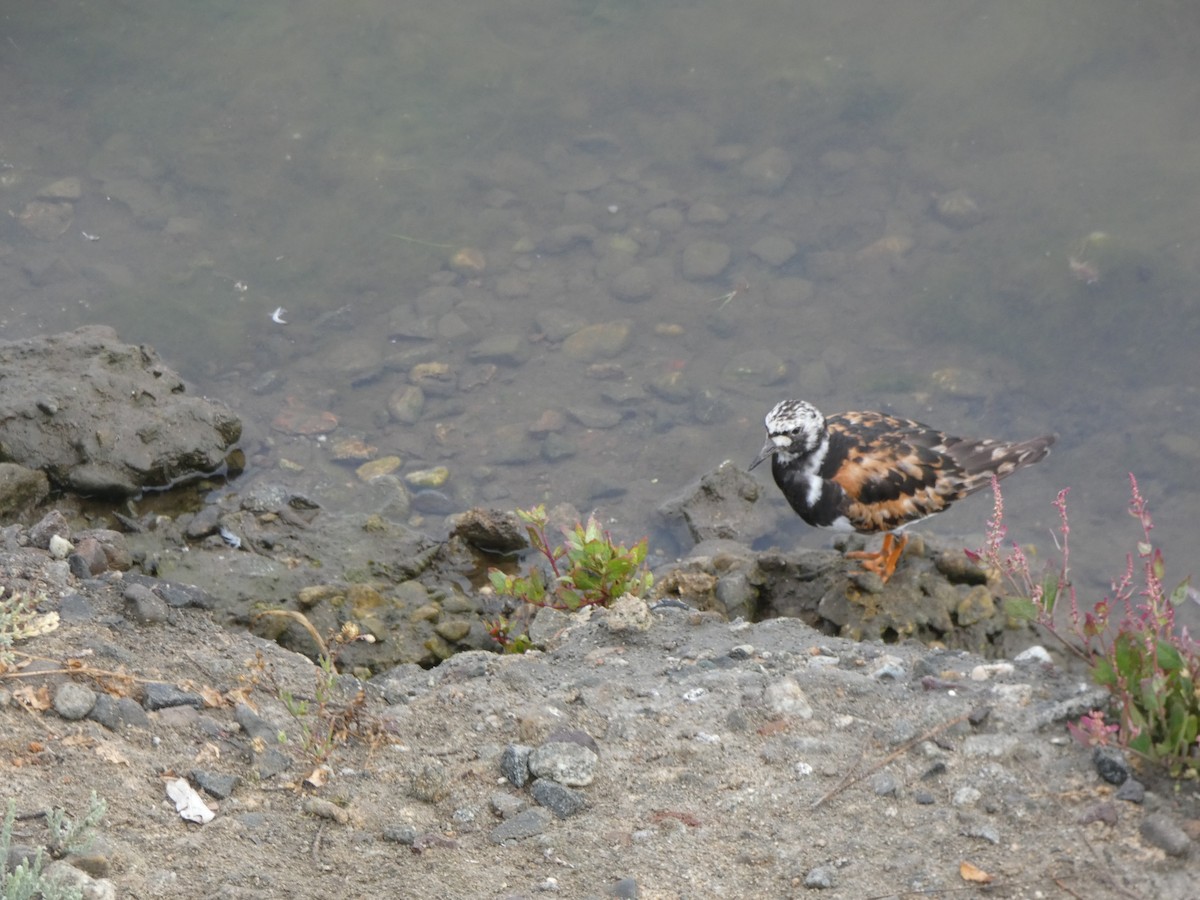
[490,792,527,819]
[962,734,1020,759]
[763,679,813,719]
[488,807,551,844]
[686,201,729,225]
[565,404,623,429]
[1092,746,1131,785]
[606,877,640,899]
[190,769,241,800]
[124,583,168,624]
[410,761,451,803]
[872,773,898,797]
[530,778,587,819]
[253,747,292,780]
[88,695,150,731]
[468,334,529,367]
[680,240,731,281]
[748,235,796,266]
[543,728,600,754]
[53,682,97,720]
[721,349,788,387]
[804,866,836,889]
[529,741,599,786]
[57,593,94,623]
[383,823,418,845]
[28,510,71,548]
[388,385,425,424]
[741,147,793,194]
[149,581,216,609]
[1114,778,1145,804]
[1139,813,1191,858]
[235,702,278,742]
[610,266,653,302]
[143,683,203,711]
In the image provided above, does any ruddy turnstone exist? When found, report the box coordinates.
[749,399,1055,582]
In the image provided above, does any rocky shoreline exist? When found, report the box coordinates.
[2,515,1197,898]
[1,328,1197,898]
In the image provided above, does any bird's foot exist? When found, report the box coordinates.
[845,533,908,583]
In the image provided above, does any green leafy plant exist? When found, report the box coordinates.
[2,792,106,900]
[974,474,1199,777]
[487,505,653,651]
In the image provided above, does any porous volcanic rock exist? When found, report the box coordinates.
[0,326,242,495]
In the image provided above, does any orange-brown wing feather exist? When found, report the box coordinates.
[826,413,970,534]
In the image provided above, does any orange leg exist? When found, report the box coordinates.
[845,533,908,583]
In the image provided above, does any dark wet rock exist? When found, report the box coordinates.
[450,507,528,555]
[191,769,241,800]
[1093,746,1131,785]
[531,779,587,818]
[0,326,241,496]
[500,744,534,788]
[143,682,203,711]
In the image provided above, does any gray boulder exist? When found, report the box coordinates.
[0,326,241,495]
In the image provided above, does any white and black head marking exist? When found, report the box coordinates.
[750,399,827,469]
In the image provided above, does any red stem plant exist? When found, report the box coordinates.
[972,473,1199,777]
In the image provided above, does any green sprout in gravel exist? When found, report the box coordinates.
[1,791,107,900]
[487,505,653,652]
[975,474,1199,777]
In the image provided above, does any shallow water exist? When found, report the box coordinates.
[2,0,1198,618]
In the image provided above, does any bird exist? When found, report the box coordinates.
[749,399,1055,582]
